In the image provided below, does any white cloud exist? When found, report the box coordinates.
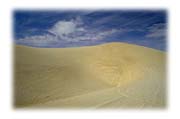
[48,17,86,41]
[145,23,166,39]
[47,17,119,42]
[146,29,165,38]
[49,21,76,37]
[16,16,120,47]
[16,34,58,47]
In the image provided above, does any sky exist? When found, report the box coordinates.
[14,10,167,51]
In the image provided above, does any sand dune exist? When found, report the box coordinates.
[14,42,166,108]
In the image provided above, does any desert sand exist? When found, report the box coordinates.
[14,42,166,108]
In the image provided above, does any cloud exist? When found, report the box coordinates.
[48,17,87,41]
[48,16,84,37]
[16,16,120,47]
[49,21,76,37]
[64,28,119,42]
[145,23,166,39]
[16,34,59,47]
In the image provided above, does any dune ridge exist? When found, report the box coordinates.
[14,42,166,108]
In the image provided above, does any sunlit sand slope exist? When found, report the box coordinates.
[14,42,166,108]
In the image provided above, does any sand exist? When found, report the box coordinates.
[14,42,166,108]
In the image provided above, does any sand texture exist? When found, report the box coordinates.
[14,42,166,108]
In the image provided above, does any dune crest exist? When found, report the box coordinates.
[14,42,166,108]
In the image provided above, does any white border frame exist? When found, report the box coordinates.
[0,0,179,119]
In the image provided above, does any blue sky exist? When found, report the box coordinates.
[14,10,167,51]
